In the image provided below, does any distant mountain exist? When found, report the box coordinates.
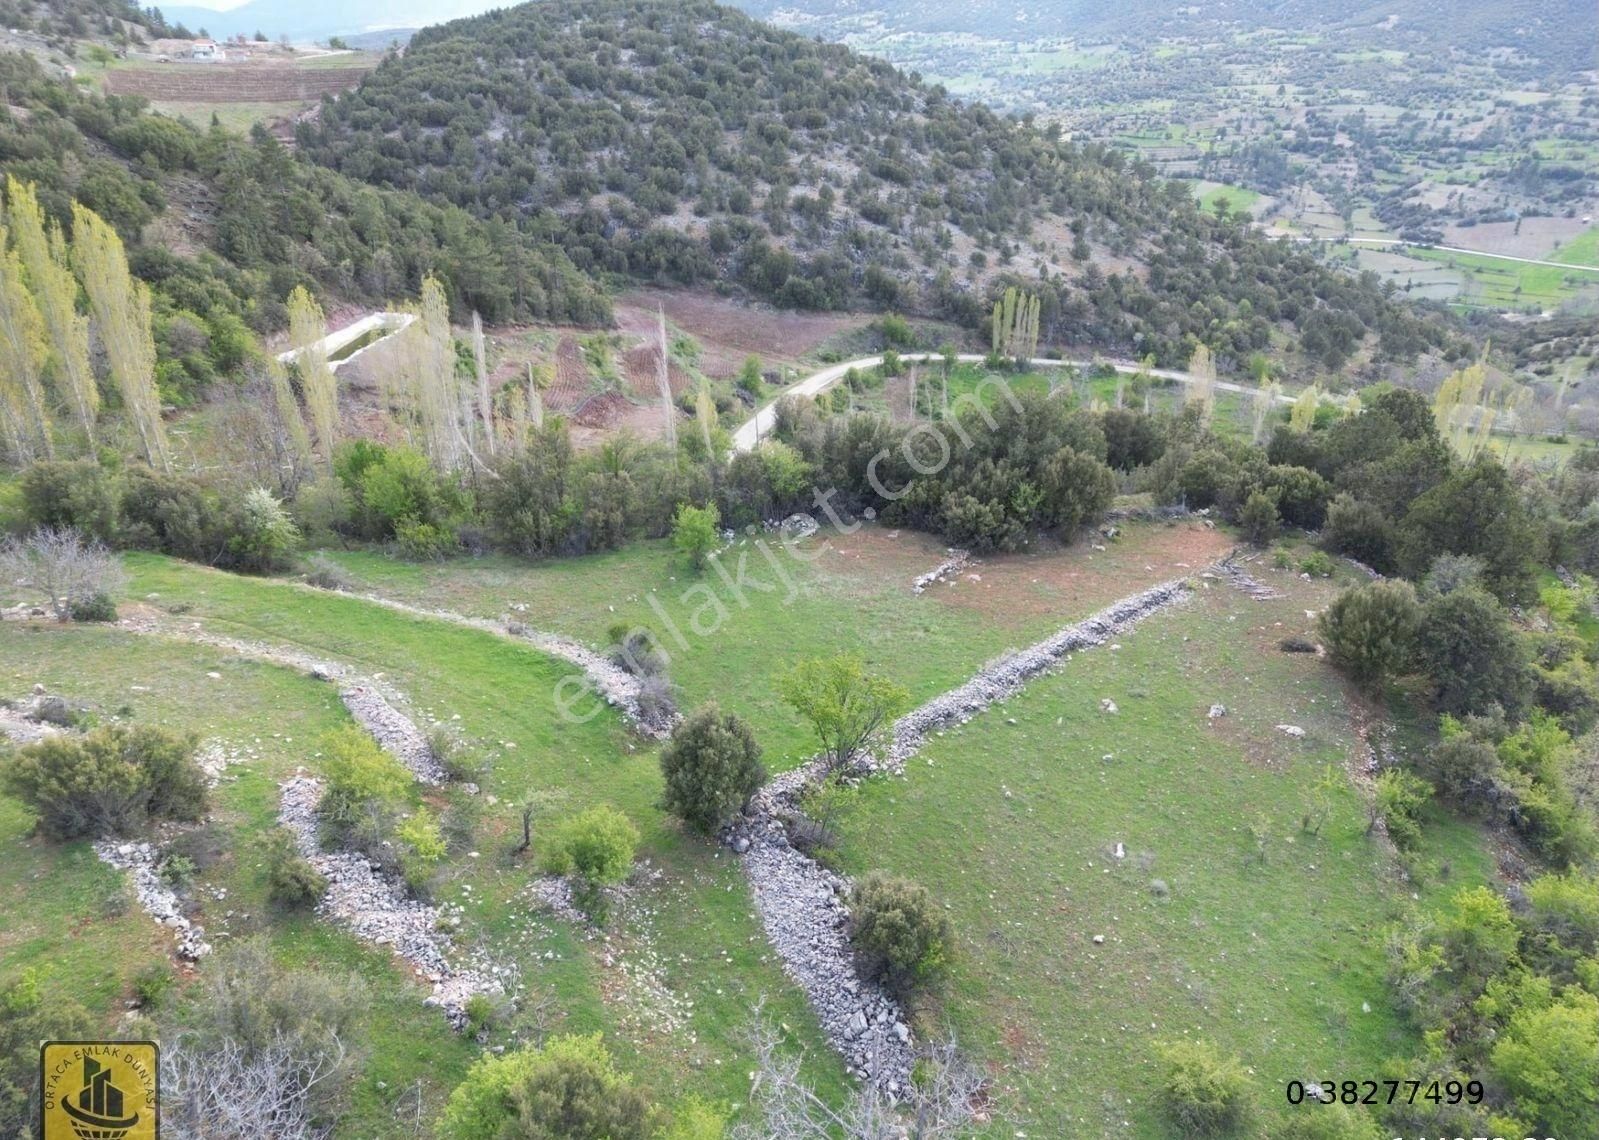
[296,0,1461,373]
[154,0,494,42]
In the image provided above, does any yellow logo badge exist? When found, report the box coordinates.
[39,1042,159,1140]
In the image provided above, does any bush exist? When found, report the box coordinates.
[439,1033,654,1140]
[672,503,720,570]
[539,804,639,920]
[1299,550,1335,577]
[1317,579,1421,691]
[394,518,457,561]
[1373,768,1433,849]
[1154,1039,1252,1136]
[1238,491,1279,547]
[221,487,302,573]
[427,721,484,783]
[0,970,96,1137]
[303,553,354,591]
[260,826,326,908]
[397,807,447,892]
[317,725,412,829]
[659,704,765,834]
[19,460,119,541]
[1,724,206,839]
[1320,493,1397,573]
[1415,588,1529,718]
[68,591,117,622]
[848,871,952,999]
[1273,1102,1386,1140]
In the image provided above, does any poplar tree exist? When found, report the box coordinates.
[0,231,53,461]
[266,356,315,486]
[8,178,96,445]
[1289,384,1320,433]
[286,286,337,471]
[1186,344,1216,424]
[72,203,168,471]
[471,311,494,457]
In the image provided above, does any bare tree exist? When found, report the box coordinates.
[733,1012,984,1140]
[0,529,126,620]
[162,1030,347,1140]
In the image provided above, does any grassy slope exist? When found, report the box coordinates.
[825,564,1493,1137]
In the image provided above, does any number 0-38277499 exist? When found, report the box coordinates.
[1286,1079,1485,1107]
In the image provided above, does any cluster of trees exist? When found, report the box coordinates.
[297,0,1458,369]
[0,50,607,406]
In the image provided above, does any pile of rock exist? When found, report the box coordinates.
[912,549,971,594]
[278,773,498,1028]
[94,840,212,961]
[1213,553,1285,601]
[339,685,445,783]
[733,765,915,1095]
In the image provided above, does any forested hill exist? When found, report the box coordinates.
[297,0,1462,373]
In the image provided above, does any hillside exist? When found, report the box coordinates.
[297,0,1464,375]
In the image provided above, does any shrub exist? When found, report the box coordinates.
[539,804,640,920]
[848,871,952,999]
[133,964,176,1009]
[1488,987,1599,1138]
[659,704,765,834]
[394,518,457,561]
[303,553,353,591]
[1153,1039,1252,1136]
[19,460,119,541]
[0,528,127,620]
[1273,1102,1386,1140]
[397,807,447,892]
[1317,579,1421,691]
[1238,491,1279,547]
[260,827,326,908]
[291,475,353,543]
[427,721,484,783]
[1415,588,1530,718]
[68,591,117,622]
[1320,493,1397,573]
[1423,727,1503,811]
[672,503,720,570]
[1278,635,1317,653]
[1,724,206,839]
[0,970,96,1137]
[317,725,411,828]
[1298,550,1335,577]
[778,655,911,775]
[221,487,302,573]
[438,1033,654,1140]
[1373,768,1433,849]
[120,467,220,561]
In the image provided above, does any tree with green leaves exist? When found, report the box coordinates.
[0,229,52,463]
[287,286,338,471]
[439,1034,655,1140]
[671,502,720,570]
[1415,588,1529,718]
[778,655,910,775]
[1318,579,1421,692]
[659,704,765,835]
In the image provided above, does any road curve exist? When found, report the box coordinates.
[731,353,1297,452]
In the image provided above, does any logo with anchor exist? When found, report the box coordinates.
[39,1042,158,1140]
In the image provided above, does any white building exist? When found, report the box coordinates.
[190,39,225,61]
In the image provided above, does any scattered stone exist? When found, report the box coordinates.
[1276,724,1307,738]
[94,840,212,961]
[912,549,971,594]
[1207,704,1227,719]
[340,685,445,783]
[1100,698,1119,714]
[1092,934,1105,945]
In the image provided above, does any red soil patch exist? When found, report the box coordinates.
[614,288,869,376]
[571,390,631,429]
[547,337,591,411]
[106,62,371,103]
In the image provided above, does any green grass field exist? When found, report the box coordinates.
[0,524,1506,1136]
[1550,226,1599,269]
[827,567,1493,1137]
[1408,247,1599,309]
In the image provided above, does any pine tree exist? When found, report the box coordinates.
[72,203,168,471]
[8,178,96,446]
[0,231,53,462]
[286,286,338,471]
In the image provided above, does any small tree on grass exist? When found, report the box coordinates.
[1154,1039,1252,1136]
[849,871,952,1000]
[439,1033,655,1140]
[672,503,720,571]
[1371,767,1433,849]
[317,725,411,830]
[539,804,639,921]
[659,703,765,835]
[1317,579,1421,691]
[259,827,326,909]
[1238,491,1280,547]
[2,725,206,839]
[737,354,764,396]
[778,656,910,776]
[0,528,126,621]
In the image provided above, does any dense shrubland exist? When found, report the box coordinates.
[298,0,1459,371]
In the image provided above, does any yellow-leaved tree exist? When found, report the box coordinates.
[72,202,169,471]
[8,178,96,446]
[286,285,338,471]
[0,228,53,462]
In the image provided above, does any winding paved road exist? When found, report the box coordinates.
[731,353,1296,451]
